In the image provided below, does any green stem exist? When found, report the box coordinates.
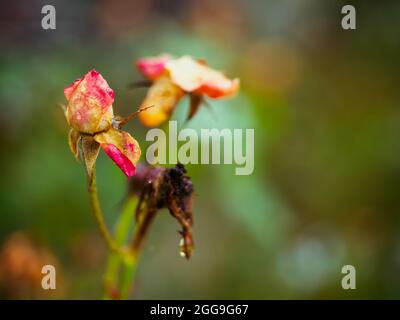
[102,174,159,299]
[118,207,158,298]
[131,208,157,254]
[109,204,157,299]
[119,254,137,299]
[87,167,120,253]
[104,196,137,299]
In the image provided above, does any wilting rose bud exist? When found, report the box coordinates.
[135,54,172,80]
[165,56,240,98]
[64,69,115,134]
[94,128,141,177]
[64,70,141,177]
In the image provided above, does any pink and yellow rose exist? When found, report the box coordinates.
[64,70,140,177]
[135,54,240,126]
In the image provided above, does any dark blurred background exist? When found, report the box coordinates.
[0,0,399,299]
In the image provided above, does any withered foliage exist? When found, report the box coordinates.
[129,163,194,259]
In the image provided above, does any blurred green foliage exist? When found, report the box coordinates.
[0,0,399,299]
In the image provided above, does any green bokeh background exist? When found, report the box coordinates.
[0,0,399,299]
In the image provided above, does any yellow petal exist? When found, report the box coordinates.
[138,75,184,127]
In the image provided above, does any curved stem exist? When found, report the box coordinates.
[103,200,152,300]
[108,204,157,299]
[117,207,157,298]
[104,196,137,299]
[87,167,120,253]
[130,208,157,254]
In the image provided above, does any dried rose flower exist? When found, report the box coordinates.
[64,69,141,177]
[134,54,240,126]
[129,163,194,259]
